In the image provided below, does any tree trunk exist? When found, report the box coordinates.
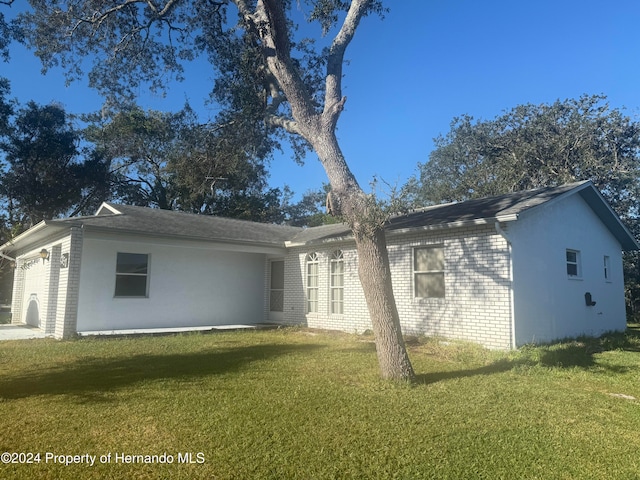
[354,227,415,381]
[254,0,415,381]
[311,130,415,382]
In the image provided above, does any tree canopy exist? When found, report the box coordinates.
[406,95,640,229]
[0,101,110,227]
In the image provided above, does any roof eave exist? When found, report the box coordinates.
[285,214,520,248]
[80,223,289,252]
[0,220,65,253]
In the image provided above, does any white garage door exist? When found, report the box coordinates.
[21,260,46,327]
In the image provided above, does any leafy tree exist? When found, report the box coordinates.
[407,95,640,219]
[85,105,194,210]
[283,184,342,227]
[86,105,289,222]
[0,1,19,63]
[0,101,110,227]
[405,94,640,317]
[17,0,415,380]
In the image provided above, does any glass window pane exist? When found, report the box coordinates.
[414,249,429,271]
[415,273,445,298]
[567,263,578,276]
[414,247,443,271]
[116,253,148,274]
[115,275,147,297]
[271,261,284,289]
[566,251,577,263]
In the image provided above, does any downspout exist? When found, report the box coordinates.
[495,222,517,349]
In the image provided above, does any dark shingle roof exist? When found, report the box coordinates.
[287,181,639,251]
[3,181,637,253]
[53,203,303,247]
[386,181,586,231]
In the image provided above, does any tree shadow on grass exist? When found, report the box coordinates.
[416,328,640,385]
[0,343,322,401]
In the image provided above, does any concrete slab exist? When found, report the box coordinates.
[78,323,281,338]
[0,324,47,341]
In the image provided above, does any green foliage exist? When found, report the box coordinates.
[282,183,342,226]
[0,101,110,227]
[1,328,640,479]
[408,95,640,214]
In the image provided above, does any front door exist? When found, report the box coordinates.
[269,260,284,322]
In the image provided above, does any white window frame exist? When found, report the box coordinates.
[566,249,581,279]
[413,246,445,299]
[115,252,150,298]
[330,250,344,315]
[306,252,319,313]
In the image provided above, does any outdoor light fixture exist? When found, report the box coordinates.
[40,248,50,263]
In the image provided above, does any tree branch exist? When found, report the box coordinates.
[265,114,301,135]
[323,0,372,123]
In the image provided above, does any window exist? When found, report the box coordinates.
[330,250,344,314]
[566,249,581,278]
[604,255,611,281]
[115,253,149,297]
[414,246,445,298]
[306,253,319,313]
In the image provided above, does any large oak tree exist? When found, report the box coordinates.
[17,0,414,380]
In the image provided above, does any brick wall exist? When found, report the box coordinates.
[55,227,83,338]
[284,225,513,350]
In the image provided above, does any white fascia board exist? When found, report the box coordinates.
[284,214,520,248]
[0,221,49,252]
[95,202,122,215]
[385,214,520,239]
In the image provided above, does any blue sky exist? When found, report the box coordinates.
[3,0,640,201]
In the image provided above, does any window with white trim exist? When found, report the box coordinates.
[566,249,581,278]
[306,252,319,313]
[115,253,149,297]
[330,250,344,314]
[414,246,445,298]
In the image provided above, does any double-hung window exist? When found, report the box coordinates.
[306,252,319,313]
[115,253,149,297]
[414,246,445,298]
[566,249,581,278]
[330,250,344,314]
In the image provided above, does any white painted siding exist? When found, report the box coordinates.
[508,193,627,345]
[76,232,268,331]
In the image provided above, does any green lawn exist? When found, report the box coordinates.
[1,327,640,479]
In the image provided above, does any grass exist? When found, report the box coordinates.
[1,327,640,479]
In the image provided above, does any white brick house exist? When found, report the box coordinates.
[1,181,637,349]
